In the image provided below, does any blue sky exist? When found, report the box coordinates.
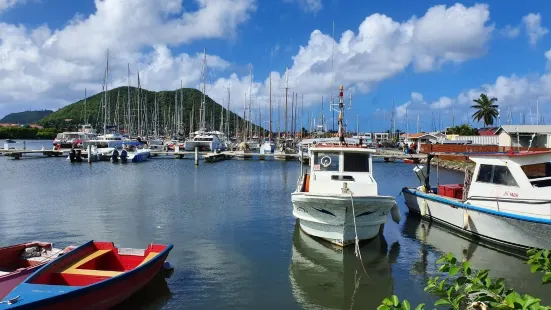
[1,0,550,132]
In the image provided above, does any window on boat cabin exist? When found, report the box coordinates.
[476,164,518,187]
[521,162,551,187]
[313,152,340,172]
[343,153,370,172]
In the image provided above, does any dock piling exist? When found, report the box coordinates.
[195,147,199,166]
[87,145,92,163]
[23,141,26,150]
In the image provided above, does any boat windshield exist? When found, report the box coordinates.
[343,153,370,172]
[521,162,551,187]
[313,152,339,172]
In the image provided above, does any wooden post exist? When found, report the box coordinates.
[87,145,92,163]
[23,141,26,150]
[195,147,200,165]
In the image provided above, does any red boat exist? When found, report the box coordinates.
[0,241,173,309]
[403,158,421,164]
[0,242,65,300]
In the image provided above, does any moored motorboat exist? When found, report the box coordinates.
[291,86,400,246]
[0,241,173,309]
[0,242,65,300]
[403,150,551,251]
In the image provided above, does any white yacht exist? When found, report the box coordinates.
[259,139,276,154]
[291,86,400,246]
[184,130,225,151]
[403,150,551,250]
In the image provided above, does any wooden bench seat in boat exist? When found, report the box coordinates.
[61,249,161,278]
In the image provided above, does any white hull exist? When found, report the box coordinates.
[259,142,275,154]
[126,149,151,162]
[291,193,396,246]
[403,189,551,250]
[184,141,225,152]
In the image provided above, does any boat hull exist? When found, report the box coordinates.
[0,242,172,310]
[403,188,551,250]
[291,193,395,246]
[0,242,61,300]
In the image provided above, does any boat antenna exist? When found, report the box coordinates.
[338,85,345,144]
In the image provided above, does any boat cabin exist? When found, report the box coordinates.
[427,151,551,220]
[299,145,378,196]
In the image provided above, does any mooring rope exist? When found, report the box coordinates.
[348,190,369,276]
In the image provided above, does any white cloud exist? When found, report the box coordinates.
[522,13,549,46]
[430,96,455,109]
[284,0,322,13]
[0,2,494,119]
[0,0,24,13]
[546,48,551,71]
[499,24,520,38]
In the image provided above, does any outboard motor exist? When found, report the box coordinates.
[75,150,83,162]
[111,149,119,163]
[69,149,76,162]
[120,149,128,163]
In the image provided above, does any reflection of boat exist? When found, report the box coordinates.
[1,241,173,309]
[290,223,395,310]
[401,215,551,303]
[403,151,551,251]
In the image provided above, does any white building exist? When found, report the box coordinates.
[496,125,551,148]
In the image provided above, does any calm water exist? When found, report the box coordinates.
[0,140,548,309]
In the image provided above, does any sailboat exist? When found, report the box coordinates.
[260,74,276,155]
[291,86,400,246]
[184,49,226,152]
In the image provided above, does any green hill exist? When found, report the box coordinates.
[39,86,262,136]
[1,110,53,124]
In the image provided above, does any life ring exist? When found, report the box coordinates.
[55,144,61,150]
[320,156,331,167]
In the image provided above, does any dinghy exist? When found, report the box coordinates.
[0,241,173,309]
[0,242,64,300]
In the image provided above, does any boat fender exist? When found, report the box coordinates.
[420,200,428,217]
[391,204,401,223]
[163,261,174,271]
[463,211,470,230]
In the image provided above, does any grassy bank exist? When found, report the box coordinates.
[0,127,57,140]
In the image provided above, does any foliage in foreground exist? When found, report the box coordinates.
[378,249,551,310]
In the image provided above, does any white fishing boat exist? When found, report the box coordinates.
[291,86,400,246]
[403,150,551,251]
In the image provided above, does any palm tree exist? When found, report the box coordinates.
[471,94,498,127]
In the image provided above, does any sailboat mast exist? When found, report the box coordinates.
[201,48,207,130]
[243,93,247,141]
[248,66,253,139]
[269,74,272,141]
[227,86,231,138]
[284,67,289,139]
[127,64,131,135]
[84,88,87,124]
[103,49,109,134]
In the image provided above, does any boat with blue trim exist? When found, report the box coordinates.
[0,241,173,309]
[403,150,551,251]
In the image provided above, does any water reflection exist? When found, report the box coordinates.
[402,215,550,303]
[289,222,398,310]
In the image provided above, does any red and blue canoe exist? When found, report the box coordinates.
[0,242,66,300]
[0,241,173,309]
